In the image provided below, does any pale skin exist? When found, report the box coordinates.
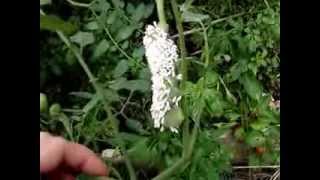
[40,132,108,180]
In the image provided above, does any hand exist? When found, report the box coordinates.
[40,132,108,180]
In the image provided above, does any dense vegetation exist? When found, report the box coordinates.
[40,0,280,179]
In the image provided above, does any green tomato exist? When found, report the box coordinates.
[49,103,61,117]
[163,107,184,129]
[40,93,48,113]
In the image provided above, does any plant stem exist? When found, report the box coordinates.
[123,154,137,180]
[199,22,209,68]
[155,0,168,30]
[170,0,188,87]
[65,0,91,7]
[110,166,124,180]
[152,125,198,180]
[171,12,246,39]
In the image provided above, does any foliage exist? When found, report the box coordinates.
[40,0,280,179]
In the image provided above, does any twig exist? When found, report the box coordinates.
[233,165,280,169]
[171,12,245,39]
[270,169,280,180]
[65,0,91,7]
[110,166,124,180]
[119,91,134,114]
[264,0,271,9]
[199,21,209,67]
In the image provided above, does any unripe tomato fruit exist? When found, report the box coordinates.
[49,103,61,117]
[40,93,48,113]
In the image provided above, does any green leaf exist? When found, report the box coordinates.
[91,0,110,12]
[93,39,110,58]
[132,3,145,22]
[85,21,99,30]
[125,119,149,135]
[138,68,151,80]
[132,46,145,59]
[204,71,219,88]
[70,31,95,48]
[203,88,226,117]
[113,60,129,78]
[126,80,150,92]
[240,73,263,100]
[126,3,135,15]
[144,3,155,19]
[109,77,127,90]
[250,120,269,131]
[111,0,124,8]
[103,89,120,102]
[182,11,209,22]
[115,25,136,42]
[106,10,119,25]
[40,0,51,6]
[109,78,150,92]
[82,95,100,114]
[69,92,93,99]
[245,131,266,147]
[40,15,77,35]
[224,111,241,121]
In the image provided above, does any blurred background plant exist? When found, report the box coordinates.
[40,0,279,179]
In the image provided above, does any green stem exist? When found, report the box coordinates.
[199,22,209,68]
[155,0,168,30]
[170,0,188,88]
[123,154,137,180]
[65,0,91,7]
[182,119,189,157]
[110,166,124,180]
[152,125,198,180]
